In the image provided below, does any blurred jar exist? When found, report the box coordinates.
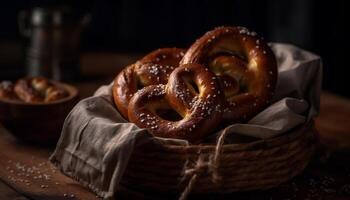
[18,7,89,81]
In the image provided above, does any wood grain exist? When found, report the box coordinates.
[316,92,350,151]
[0,180,29,200]
[0,126,101,200]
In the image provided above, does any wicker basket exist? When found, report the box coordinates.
[120,121,317,198]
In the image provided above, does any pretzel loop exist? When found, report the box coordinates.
[181,26,277,122]
[128,64,225,143]
[113,48,186,119]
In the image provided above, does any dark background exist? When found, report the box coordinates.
[0,0,347,96]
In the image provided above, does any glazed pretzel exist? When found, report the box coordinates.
[181,26,277,123]
[113,48,186,119]
[128,63,224,143]
[0,81,18,100]
[14,77,68,103]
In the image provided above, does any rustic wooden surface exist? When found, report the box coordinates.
[0,180,29,200]
[0,126,101,200]
[0,53,349,200]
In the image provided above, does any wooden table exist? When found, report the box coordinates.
[0,53,350,200]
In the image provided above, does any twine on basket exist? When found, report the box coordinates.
[179,128,231,200]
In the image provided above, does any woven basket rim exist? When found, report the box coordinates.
[121,121,317,196]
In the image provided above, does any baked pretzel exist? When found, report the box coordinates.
[14,77,68,103]
[0,81,18,100]
[113,48,186,119]
[128,63,224,143]
[181,26,277,123]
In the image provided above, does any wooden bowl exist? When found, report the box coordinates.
[0,82,79,145]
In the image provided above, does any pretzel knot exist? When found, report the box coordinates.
[15,77,69,103]
[0,77,68,103]
[113,26,278,142]
[128,63,225,143]
[181,26,277,123]
[113,48,186,119]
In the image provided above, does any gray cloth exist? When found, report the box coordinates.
[50,43,322,199]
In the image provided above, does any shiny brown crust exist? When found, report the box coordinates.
[128,63,224,143]
[181,26,277,123]
[113,48,186,119]
[0,81,18,100]
[14,77,68,103]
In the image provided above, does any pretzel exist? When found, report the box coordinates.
[14,77,68,103]
[181,26,277,123]
[128,63,224,143]
[113,48,186,119]
[0,81,18,100]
